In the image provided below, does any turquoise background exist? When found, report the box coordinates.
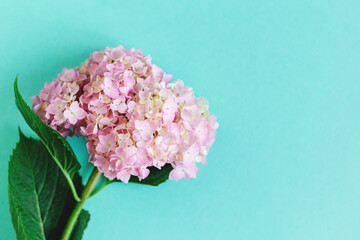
[1,0,360,239]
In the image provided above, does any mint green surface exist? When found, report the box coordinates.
[1,1,360,239]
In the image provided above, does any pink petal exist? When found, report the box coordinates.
[163,112,175,124]
[117,170,131,183]
[77,108,87,120]
[96,144,109,153]
[169,167,185,180]
[70,101,80,112]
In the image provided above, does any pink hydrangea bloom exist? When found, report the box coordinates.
[31,45,218,182]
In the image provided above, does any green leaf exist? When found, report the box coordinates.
[8,129,72,240]
[14,76,81,201]
[112,164,173,186]
[46,172,84,239]
[130,164,173,186]
[70,210,91,240]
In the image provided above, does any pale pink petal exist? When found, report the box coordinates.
[77,108,87,120]
[70,101,80,112]
[117,170,131,183]
[169,167,185,180]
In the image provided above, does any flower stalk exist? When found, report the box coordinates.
[60,168,102,240]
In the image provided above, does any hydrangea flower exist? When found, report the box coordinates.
[31,45,218,182]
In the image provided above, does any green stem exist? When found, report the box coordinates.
[60,168,102,240]
[88,179,112,198]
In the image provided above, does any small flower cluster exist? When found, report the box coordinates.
[31,46,218,182]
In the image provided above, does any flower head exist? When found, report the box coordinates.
[31,45,218,182]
